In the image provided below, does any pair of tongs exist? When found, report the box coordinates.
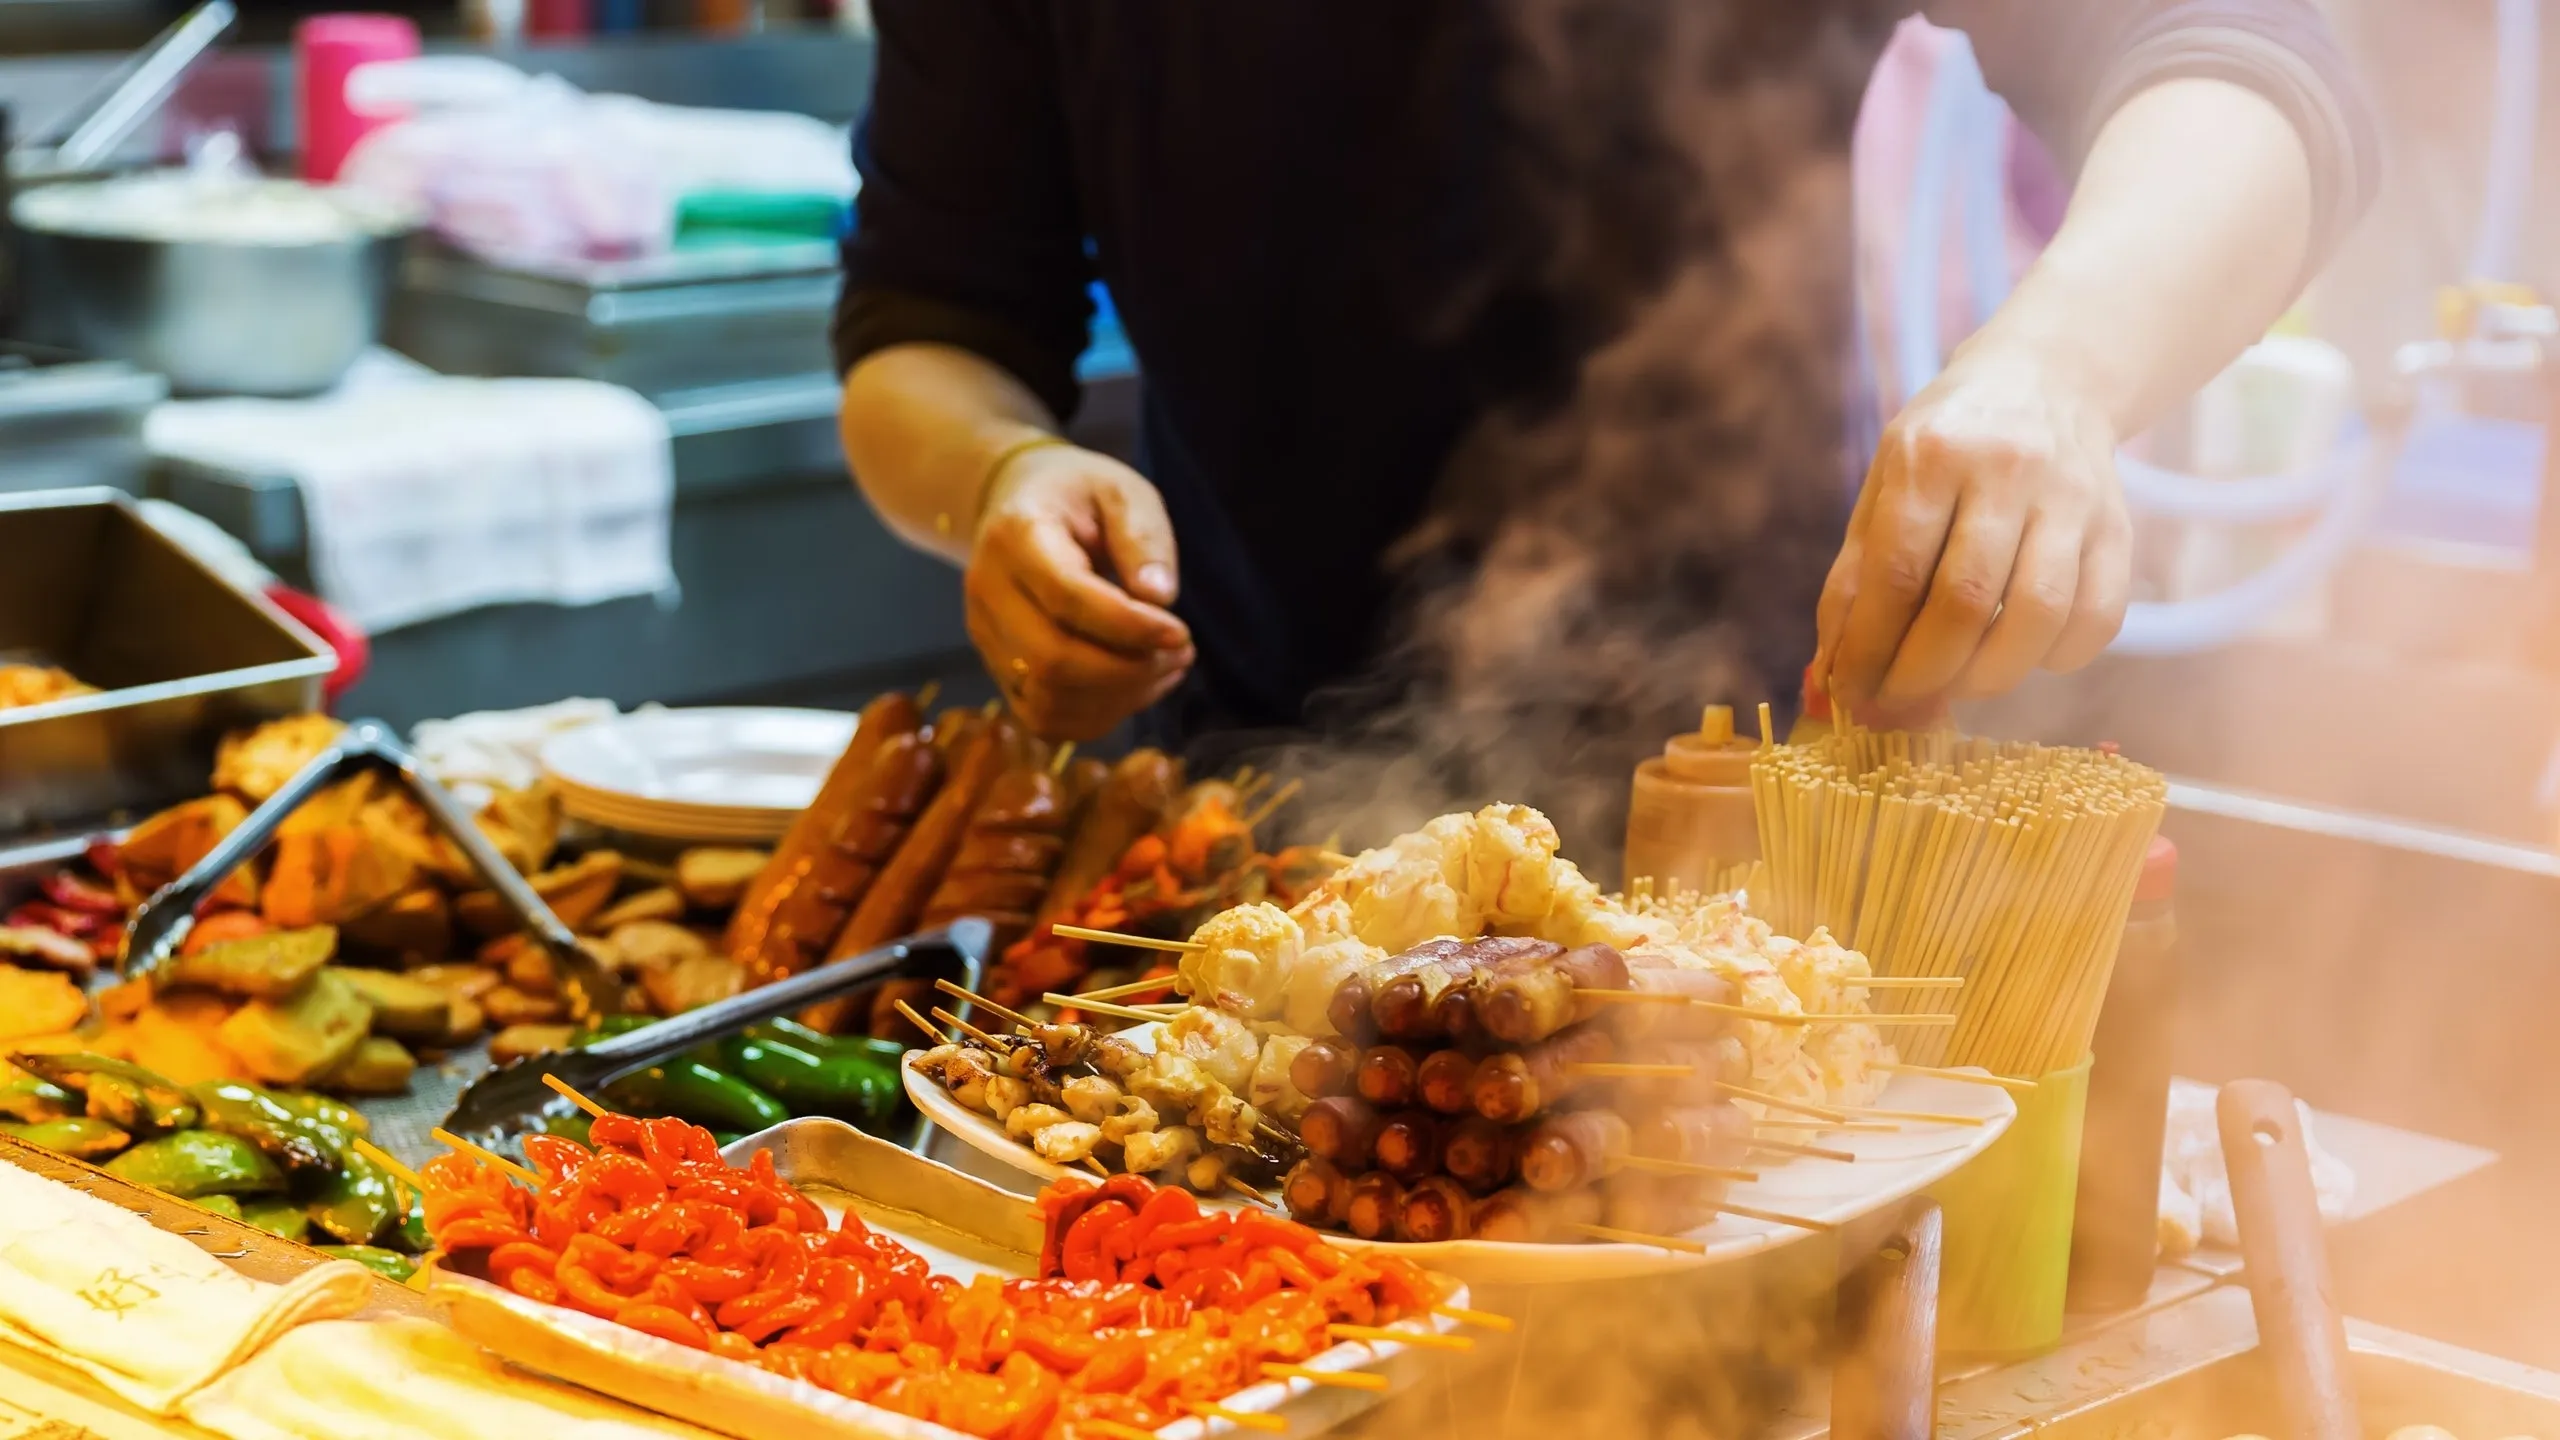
[123,718,617,1018]
[442,919,986,1153]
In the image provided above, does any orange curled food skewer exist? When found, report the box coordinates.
[418,1113,1451,1440]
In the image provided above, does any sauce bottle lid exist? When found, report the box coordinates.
[2135,834,2177,902]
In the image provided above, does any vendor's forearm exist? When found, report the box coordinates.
[1957,77,2316,437]
[841,343,1061,564]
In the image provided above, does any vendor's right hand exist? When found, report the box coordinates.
[967,441,1193,741]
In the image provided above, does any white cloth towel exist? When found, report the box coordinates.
[413,697,627,794]
[147,351,677,634]
[2158,1083,2356,1254]
[181,1318,723,1440]
[0,1164,372,1412]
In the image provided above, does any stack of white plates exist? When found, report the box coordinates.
[538,707,856,843]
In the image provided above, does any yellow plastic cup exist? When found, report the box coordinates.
[1924,1053,2094,1359]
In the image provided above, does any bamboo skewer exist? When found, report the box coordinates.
[1690,1000,1957,1027]
[1050,923,1203,954]
[1748,1137,1857,1163]
[1573,1223,1707,1254]
[1041,992,1176,1026]
[1069,974,1184,1003]
[351,1138,427,1197]
[1843,975,1965,989]
[1716,1084,1847,1122]
[1242,777,1304,832]
[1329,1324,1474,1353]
[1719,1202,1838,1233]
[894,998,952,1044]
[541,1073,611,1119]
[1875,1061,2036,1093]
[431,1127,539,1187]
[1265,1363,1390,1393]
[1562,1062,1694,1079]
[930,1006,1003,1048]
[935,978,1032,1029]
[1189,1402,1286,1433]
[1433,1304,1515,1333]
[1617,1155,1760,1182]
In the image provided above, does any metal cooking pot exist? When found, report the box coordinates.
[12,173,413,397]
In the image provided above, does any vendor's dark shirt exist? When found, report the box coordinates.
[836,1,2373,749]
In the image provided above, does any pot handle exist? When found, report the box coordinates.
[1832,1196,1943,1440]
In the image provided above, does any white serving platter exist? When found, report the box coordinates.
[904,1030,2016,1287]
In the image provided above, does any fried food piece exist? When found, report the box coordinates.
[213,715,345,801]
[0,968,88,1040]
[0,663,95,710]
[117,795,257,910]
[488,1023,575,1064]
[675,848,769,911]
[163,925,336,1000]
[593,886,684,931]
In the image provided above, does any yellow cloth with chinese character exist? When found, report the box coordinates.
[182,1319,724,1440]
[0,1163,370,1412]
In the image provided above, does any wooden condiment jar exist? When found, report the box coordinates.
[1623,704,1761,892]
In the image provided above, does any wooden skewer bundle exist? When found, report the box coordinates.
[1752,732,2166,1074]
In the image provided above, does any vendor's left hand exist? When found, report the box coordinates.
[1816,343,2131,716]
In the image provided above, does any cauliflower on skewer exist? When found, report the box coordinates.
[1179,901,1300,1020]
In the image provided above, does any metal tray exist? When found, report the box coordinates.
[437,1117,1463,1440]
[0,487,329,834]
[1930,1285,2560,1440]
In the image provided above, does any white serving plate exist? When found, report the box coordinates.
[436,1119,1459,1440]
[540,707,856,816]
[903,1029,2016,1287]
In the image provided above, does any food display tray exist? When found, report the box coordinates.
[902,1030,2018,1286]
[435,1117,1463,1440]
[0,487,329,833]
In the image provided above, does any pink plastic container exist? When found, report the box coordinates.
[296,14,421,183]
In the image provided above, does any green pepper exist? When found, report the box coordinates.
[265,1089,370,1136]
[1,1117,131,1160]
[15,1054,198,1135]
[540,1110,594,1148]
[750,1019,911,1069]
[707,1034,900,1127]
[305,1153,399,1247]
[575,1015,789,1132]
[195,1195,244,1222]
[185,1082,347,1177]
[0,1076,75,1122]
[399,1199,430,1254]
[103,1131,284,1197]
[316,1245,416,1283]
[711,1130,746,1148]
[603,1060,788,1133]
[237,1197,311,1242]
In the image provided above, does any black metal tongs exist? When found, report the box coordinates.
[124,718,990,1152]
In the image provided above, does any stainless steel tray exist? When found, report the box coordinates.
[0,487,329,833]
[1931,1285,2560,1440]
[435,1117,1461,1440]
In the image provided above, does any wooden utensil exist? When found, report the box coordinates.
[1832,1196,1943,1440]
[2217,1079,2362,1440]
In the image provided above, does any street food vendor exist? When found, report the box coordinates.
[835,3,2374,751]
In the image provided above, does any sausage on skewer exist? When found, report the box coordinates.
[1473,1185,1604,1244]
[1520,1110,1634,1193]
[921,761,1075,953]
[1353,1045,1420,1109]
[1416,1049,1478,1115]
[1373,1111,1444,1183]
[1290,1039,1361,1101]
[724,691,931,983]
[1297,1096,1384,1169]
[1470,1023,1616,1124]
[1477,943,1633,1044]
[1441,1115,1518,1193]
[1283,1156,1353,1227]
[1344,1172,1405,1241]
[1396,1175,1475,1243]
